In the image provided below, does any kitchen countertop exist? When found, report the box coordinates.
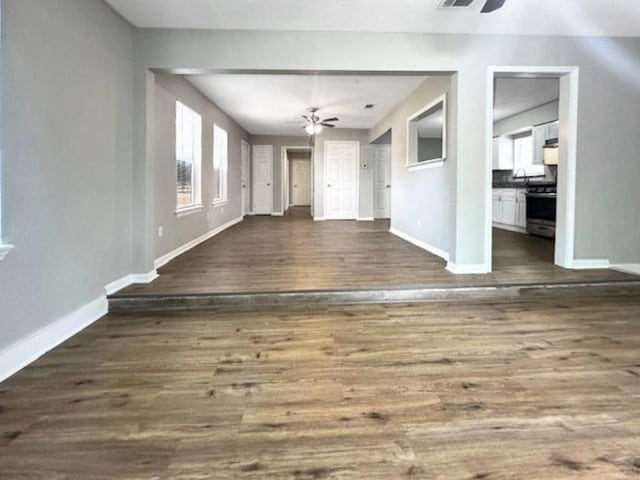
[493,181,557,189]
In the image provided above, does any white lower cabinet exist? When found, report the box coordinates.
[516,190,527,228]
[493,188,526,231]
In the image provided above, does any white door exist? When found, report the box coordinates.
[241,141,250,215]
[291,159,311,206]
[252,145,272,215]
[325,141,359,220]
[373,146,391,219]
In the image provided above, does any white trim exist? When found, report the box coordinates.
[271,211,284,217]
[611,264,640,276]
[408,159,444,172]
[212,199,228,207]
[105,275,135,296]
[130,270,159,284]
[154,215,243,269]
[486,66,579,273]
[390,227,450,262]
[313,217,326,222]
[492,223,527,234]
[0,295,108,383]
[406,93,447,168]
[446,262,490,275]
[0,244,14,262]
[105,270,159,295]
[572,259,610,270]
[175,204,204,218]
[240,140,251,217]
[324,140,360,220]
[357,217,375,222]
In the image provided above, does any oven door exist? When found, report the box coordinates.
[526,193,557,225]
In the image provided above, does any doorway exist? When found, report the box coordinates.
[282,146,314,217]
[324,141,360,220]
[241,140,250,216]
[486,67,579,271]
[252,145,273,215]
[373,144,391,219]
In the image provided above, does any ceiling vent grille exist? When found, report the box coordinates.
[439,0,476,9]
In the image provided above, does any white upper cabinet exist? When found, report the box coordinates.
[492,136,514,170]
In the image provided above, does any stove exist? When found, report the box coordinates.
[525,185,557,238]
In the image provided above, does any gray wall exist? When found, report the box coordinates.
[248,135,311,214]
[130,30,640,265]
[494,100,559,137]
[0,0,133,350]
[153,73,250,259]
[370,77,455,257]
[418,138,444,162]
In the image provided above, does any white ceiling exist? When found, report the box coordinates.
[493,78,559,122]
[104,0,640,37]
[187,74,427,136]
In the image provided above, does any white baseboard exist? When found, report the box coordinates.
[105,270,159,296]
[271,212,284,217]
[357,217,375,222]
[610,263,640,275]
[0,295,108,383]
[492,222,527,234]
[572,259,611,270]
[313,217,326,222]
[446,262,490,275]
[390,227,450,262]
[154,216,243,269]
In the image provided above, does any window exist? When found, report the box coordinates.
[513,131,544,177]
[175,101,202,212]
[212,124,228,205]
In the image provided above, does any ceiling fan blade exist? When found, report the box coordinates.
[481,0,506,13]
[320,123,336,128]
[321,117,339,123]
[302,115,310,121]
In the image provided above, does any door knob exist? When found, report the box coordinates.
[327,184,332,187]
[294,185,298,188]
[386,185,391,188]
[267,183,271,187]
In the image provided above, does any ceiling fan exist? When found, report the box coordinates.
[302,108,339,135]
[439,0,506,13]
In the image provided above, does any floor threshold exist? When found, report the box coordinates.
[108,279,640,313]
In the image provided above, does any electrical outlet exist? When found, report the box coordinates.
[417,220,422,229]
[158,226,163,238]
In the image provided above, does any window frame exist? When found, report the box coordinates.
[175,101,203,216]
[512,130,544,177]
[212,124,229,206]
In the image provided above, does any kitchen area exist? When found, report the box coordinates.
[491,77,560,265]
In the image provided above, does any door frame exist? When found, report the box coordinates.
[281,146,314,215]
[485,66,579,271]
[373,144,392,219]
[323,140,360,220]
[252,144,273,215]
[241,140,251,216]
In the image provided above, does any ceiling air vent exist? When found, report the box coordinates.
[439,0,476,9]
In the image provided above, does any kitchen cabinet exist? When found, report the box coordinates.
[516,189,527,228]
[492,136,514,170]
[533,121,559,165]
[533,125,547,165]
[493,188,527,231]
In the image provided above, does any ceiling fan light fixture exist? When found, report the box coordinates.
[305,124,315,135]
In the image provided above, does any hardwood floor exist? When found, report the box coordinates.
[2,289,640,478]
[115,208,636,297]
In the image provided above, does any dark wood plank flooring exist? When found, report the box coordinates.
[2,289,640,478]
[116,207,636,296]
